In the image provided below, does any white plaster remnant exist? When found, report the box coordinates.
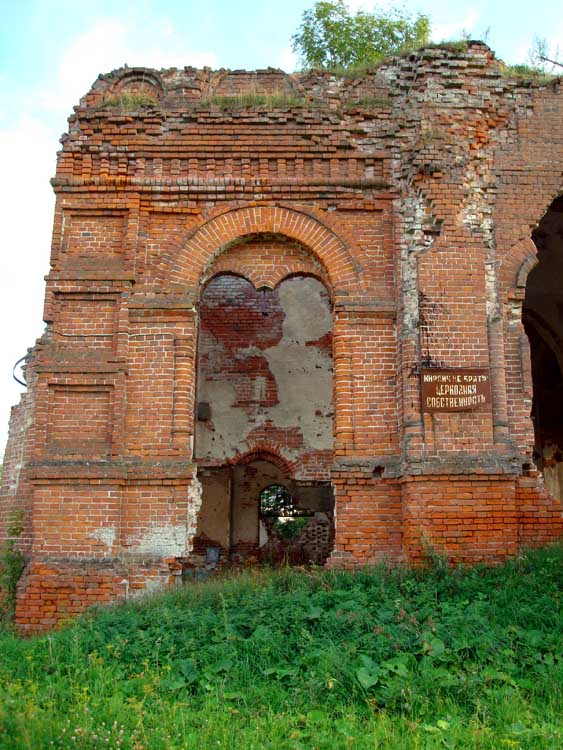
[91,526,116,550]
[264,277,333,450]
[186,475,203,555]
[128,478,203,559]
[506,299,522,324]
[542,442,563,506]
[196,275,334,461]
[485,261,500,321]
[136,524,190,557]
[196,380,250,459]
[254,375,267,402]
[265,342,333,450]
[459,162,495,251]
[144,578,166,593]
[277,277,332,343]
[400,195,438,336]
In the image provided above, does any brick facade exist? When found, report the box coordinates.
[2,43,563,630]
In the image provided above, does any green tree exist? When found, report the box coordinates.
[291,0,430,70]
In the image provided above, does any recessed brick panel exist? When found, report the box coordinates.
[48,386,112,452]
[54,295,117,352]
[125,325,175,454]
[63,213,125,265]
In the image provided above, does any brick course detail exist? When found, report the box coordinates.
[2,43,563,631]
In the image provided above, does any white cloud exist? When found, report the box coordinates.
[37,17,219,115]
[0,13,222,455]
[346,0,388,11]
[275,46,299,73]
[431,9,480,43]
[0,115,56,453]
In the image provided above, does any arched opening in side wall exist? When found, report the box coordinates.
[524,195,563,500]
[192,268,335,569]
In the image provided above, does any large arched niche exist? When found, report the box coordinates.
[522,194,563,500]
[190,235,335,566]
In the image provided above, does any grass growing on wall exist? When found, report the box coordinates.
[0,512,25,623]
[98,94,160,111]
[1,545,563,748]
[199,93,306,110]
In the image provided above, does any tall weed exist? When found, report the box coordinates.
[1,545,563,748]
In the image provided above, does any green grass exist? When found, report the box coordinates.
[199,93,306,110]
[343,96,393,110]
[97,93,160,111]
[498,63,557,84]
[322,40,470,77]
[2,545,563,748]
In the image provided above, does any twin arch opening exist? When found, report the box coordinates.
[191,235,336,567]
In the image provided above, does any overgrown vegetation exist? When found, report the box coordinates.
[499,63,556,83]
[0,511,25,623]
[498,36,561,82]
[343,96,392,109]
[2,545,563,748]
[199,93,306,110]
[291,0,430,70]
[99,93,159,111]
[421,40,469,53]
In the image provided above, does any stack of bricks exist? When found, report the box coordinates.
[2,41,563,631]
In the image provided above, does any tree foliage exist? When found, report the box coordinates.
[291,0,430,70]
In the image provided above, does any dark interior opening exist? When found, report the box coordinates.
[524,194,563,500]
[192,460,334,570]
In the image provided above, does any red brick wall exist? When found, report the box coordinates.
[2,44,563,630]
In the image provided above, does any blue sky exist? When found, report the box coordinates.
[0,0,561,453]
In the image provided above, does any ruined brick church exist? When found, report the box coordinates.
[2,42,563,630]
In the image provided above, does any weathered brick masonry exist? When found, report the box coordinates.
[2,43,563,630]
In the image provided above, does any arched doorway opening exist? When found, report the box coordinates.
[191,264,335,569]
[524,195,563,500]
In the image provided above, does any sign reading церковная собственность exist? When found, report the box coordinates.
[421,369,491,413]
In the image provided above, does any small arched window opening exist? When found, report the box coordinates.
[259,484,312,540]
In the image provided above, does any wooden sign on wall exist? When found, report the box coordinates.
[421,369,491,413]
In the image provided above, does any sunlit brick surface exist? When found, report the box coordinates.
[2,43,563,630]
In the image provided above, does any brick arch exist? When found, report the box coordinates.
[201,234,331,294]
[499,237,538,302]
[157,205,360,294]
[233,448,296,477]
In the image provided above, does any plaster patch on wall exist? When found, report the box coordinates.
[265,342,333,450]
[135,524,190,556]
[264,277,333,450]
[485,260,500,322]
[277,277,332,343]
[144,578,167,593]
[196,380,251,459]
[506,299,523,325]
[186,475,203,554]
[542,443,563,504]
[459,163,495,251]
[91,526,116,550]
[400,194,438,336]
[196,275,333,463]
